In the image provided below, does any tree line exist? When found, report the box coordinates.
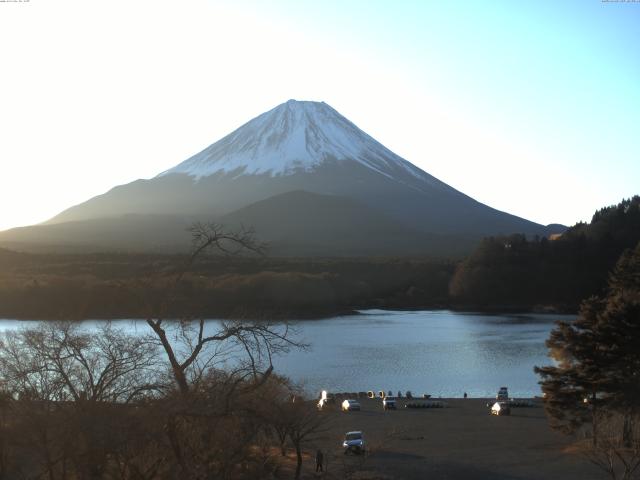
[450,196,640,310]
[0,250,454,320]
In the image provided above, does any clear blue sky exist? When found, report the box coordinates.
[0,0,638,230]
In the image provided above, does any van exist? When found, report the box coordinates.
[496,387,509,400]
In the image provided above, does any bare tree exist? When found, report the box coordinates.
[142,223,300,396]
[0,391,13,479]
[285,399,330,480]
[0,322,161,403]
[137,223,305,479]
[0,322,162,480]
[580,412,640,480]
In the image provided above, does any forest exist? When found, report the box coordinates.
[0,196,638,320]
[0,250,454,320]
[449,196,640,311]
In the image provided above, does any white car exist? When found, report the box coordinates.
[383,396,396,410]
[343,431,365,454]
[341,399,361,411]
[491,401,511,416]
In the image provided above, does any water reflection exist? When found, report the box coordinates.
[0,310,572,398]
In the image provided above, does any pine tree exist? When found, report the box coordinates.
[535,242,640,443]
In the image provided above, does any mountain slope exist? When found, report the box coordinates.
[0,191,478,256]
[219,190,477,257]
[0,100,559,255]
[0,215,194,253]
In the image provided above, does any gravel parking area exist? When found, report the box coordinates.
[303,397,601,479]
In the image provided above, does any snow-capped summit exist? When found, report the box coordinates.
[161,99,427,181]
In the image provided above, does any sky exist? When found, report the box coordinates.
[0,0,638,231]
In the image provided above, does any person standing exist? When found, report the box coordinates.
[315,449,324,472]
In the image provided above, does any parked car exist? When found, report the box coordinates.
[491,401,511,416]
[343,431,365,454]
[496,386,509,400]
[341,399,361,411]
[383,396,396,410]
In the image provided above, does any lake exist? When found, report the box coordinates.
[275,310,571,398]
[0,310,571,398]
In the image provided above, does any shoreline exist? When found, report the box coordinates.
[0,304,577,322]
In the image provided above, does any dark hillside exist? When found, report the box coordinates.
[450,196,640,310]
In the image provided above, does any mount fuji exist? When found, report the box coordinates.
[0,100,560,255]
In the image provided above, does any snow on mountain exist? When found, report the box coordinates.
[160,99,431,182]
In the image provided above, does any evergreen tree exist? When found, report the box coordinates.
[535,242,640,443]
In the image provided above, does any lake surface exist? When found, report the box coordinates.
[0,310,572,398]
[275,310,572,398]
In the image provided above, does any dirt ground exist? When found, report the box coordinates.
[295,397,602,480]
